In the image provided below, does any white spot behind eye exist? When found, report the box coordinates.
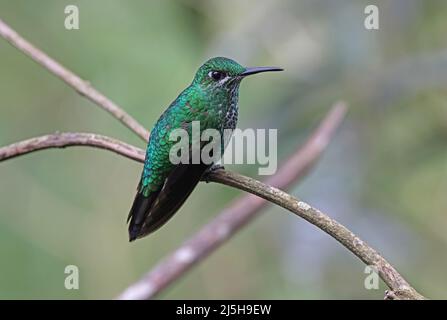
[218,76,230,85]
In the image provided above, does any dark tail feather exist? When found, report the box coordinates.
[130,163,209,241]
[128,189,160,241]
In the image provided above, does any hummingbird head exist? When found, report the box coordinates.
[192,57,283,93]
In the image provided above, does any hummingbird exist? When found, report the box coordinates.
[128,57,282,241]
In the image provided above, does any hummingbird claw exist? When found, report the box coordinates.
[203,164,225,183]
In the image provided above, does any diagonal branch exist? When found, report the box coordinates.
[0,18,149,141]
[206,170,426,300]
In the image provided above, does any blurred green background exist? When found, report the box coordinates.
[0,0,446,299]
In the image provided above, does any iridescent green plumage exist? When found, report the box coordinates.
[128,57,282,241]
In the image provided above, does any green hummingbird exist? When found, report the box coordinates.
[128,57,282,241]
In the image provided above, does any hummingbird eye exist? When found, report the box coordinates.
[209,71,226,81]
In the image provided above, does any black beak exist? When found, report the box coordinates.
[240,66,283,77]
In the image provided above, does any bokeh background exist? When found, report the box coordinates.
[0,0,446,299]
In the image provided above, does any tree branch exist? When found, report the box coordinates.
[207,170,426,300]
[0,132,145,163]
[0,18,149,141]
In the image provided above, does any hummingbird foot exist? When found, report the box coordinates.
[203,164,225,183]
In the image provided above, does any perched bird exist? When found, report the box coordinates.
[128,57,282,241]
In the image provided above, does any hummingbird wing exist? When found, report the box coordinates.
[127,163,209,241]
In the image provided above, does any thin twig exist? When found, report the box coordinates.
[0,18,149,141]
[207,170,426,300]
[0,132,145,163]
